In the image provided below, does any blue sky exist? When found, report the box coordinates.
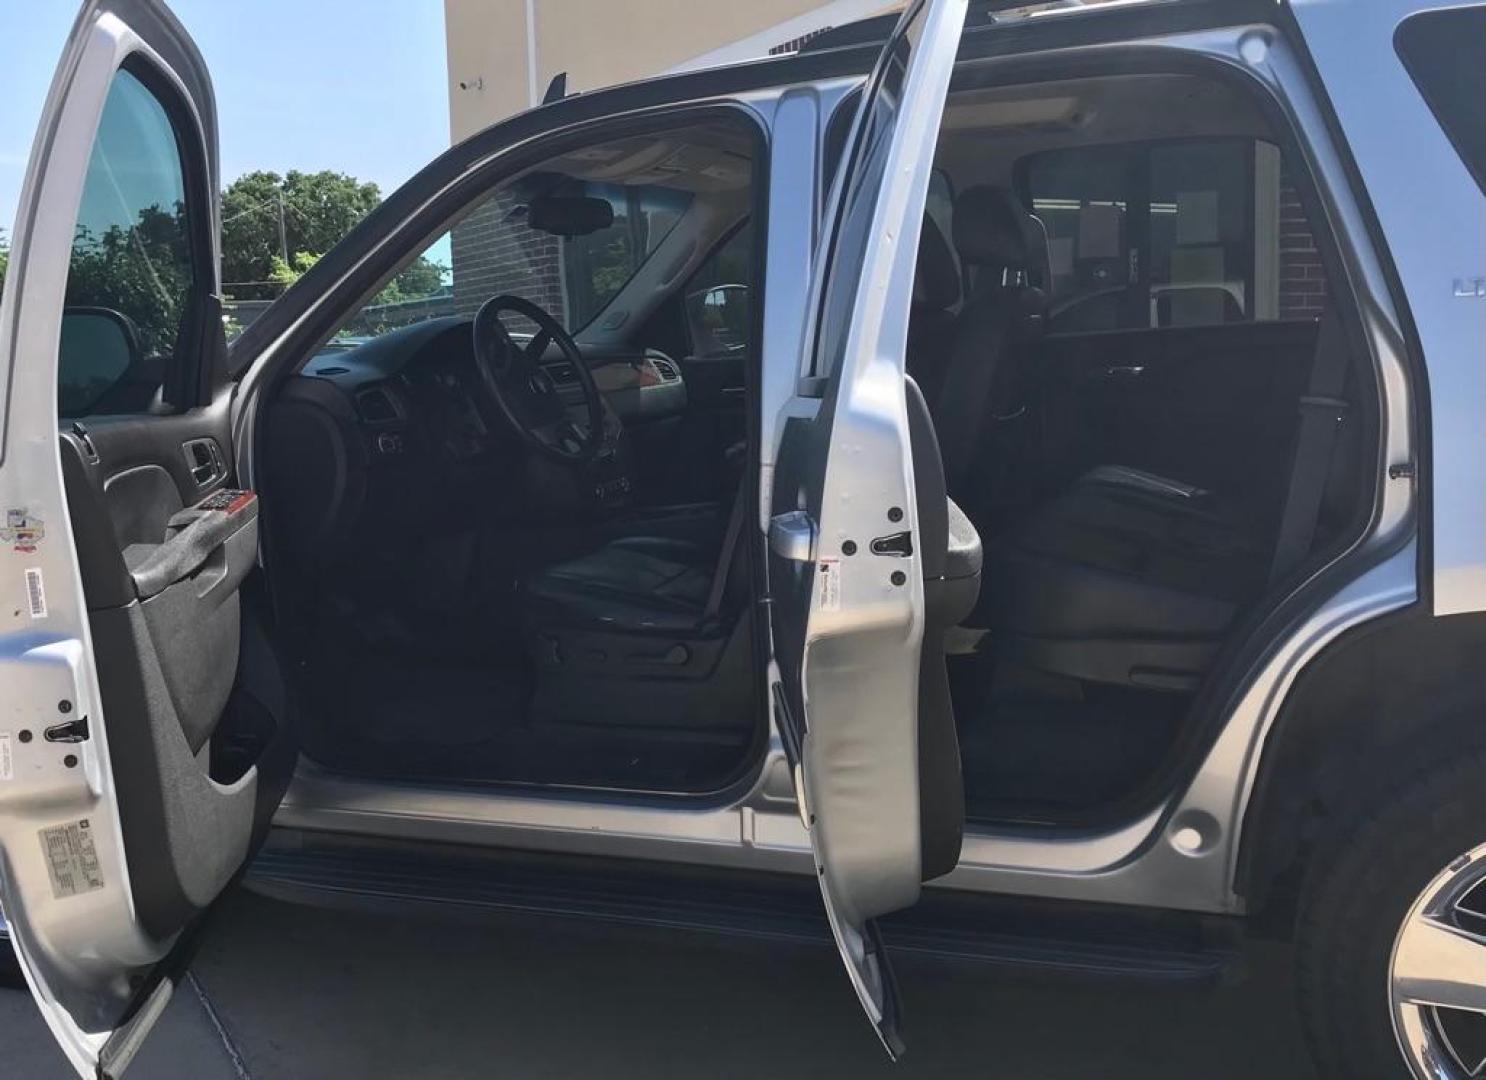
[0,1,451,238]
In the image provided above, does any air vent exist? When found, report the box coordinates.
[651,357,680,383]
[315,365,349,376]
[356,388,400,423]
[545,362,579,385]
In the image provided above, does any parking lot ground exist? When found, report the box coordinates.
[0,886,1318,1079]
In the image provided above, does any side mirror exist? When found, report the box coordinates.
[58,307,143,416]
[685,284,750,357]
[525,195,615,237]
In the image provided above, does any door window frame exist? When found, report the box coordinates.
[76,53,219,413]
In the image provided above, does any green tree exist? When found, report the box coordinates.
[0,228,9,298]
[66,202,191,361]
[267,250,322,289]
[221,169,382,290]
[390,254,445,298]
[221,170,447,307]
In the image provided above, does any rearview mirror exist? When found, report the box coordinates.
[526,195,615,237]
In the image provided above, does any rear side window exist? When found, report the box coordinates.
[1022,138,1328,333]
[1396,8,1486,198]
[60,67,192,416]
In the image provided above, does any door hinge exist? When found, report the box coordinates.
[1388,461,1416,481]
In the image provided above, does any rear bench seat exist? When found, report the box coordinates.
[981,313,1360,693]
[985,466,1268,691]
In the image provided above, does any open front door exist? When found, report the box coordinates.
[0,3,293,1076]
[766,0,967,1059]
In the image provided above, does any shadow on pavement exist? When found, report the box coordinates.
[0,886,1318,1079]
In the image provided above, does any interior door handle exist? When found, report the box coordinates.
[1097,364,1146,379]
[768,510,816,563]
[182,438,224,487]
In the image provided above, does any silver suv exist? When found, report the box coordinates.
[1,1,1482,1077]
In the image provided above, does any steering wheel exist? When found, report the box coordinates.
[471,294,606,464]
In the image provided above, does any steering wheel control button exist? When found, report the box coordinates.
[376,432,404,455]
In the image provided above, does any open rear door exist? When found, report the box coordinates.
[766,0,967,1059]
[0,3,292,1076]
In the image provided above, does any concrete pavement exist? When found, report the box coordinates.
[0,887,1318,1079]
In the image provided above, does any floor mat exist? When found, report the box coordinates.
[348,662,533,747]
[302,639,755,795]
[950,650,1186,824]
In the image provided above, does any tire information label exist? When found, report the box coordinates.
[40,820,104,899]
[0,734,11,781]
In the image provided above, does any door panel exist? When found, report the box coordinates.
[1038,320,1318,506]
[766,0,967,1058]
[0,4,289,1075]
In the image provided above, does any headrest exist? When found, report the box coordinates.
[953,186,1043,274]
[913,214,961,311]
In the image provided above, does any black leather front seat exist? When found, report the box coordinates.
[519,489,754,730]
[928,186,1048,510]
[906,214,962,407]
[523,535,724,633]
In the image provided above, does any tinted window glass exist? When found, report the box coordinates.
[1024,138,1326,333]
[61,68,191,415]
[335,172,694,344]
[1025,145,1131,331]
[1148,141,1253,328]
[811,17,923,380]
[1396,8,1486,198]
[684,221,754,358]
[561,182,691,328]
[924,168,955,267]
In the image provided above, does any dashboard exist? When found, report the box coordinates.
[265,316,687,568]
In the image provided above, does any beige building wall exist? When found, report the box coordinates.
[444,0,899,142]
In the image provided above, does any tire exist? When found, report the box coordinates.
[1295,747,1486,1080]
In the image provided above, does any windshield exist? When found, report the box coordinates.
[318,177,691,347]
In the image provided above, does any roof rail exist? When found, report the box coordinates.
[796,0,1185,55]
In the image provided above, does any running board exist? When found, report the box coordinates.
[244,835,1241,985]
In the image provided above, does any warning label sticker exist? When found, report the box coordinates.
[1,508,44,553]
[0,734,11,781]
[817,557,841,612]
[40,820,105,899]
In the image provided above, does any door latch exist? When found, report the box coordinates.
[44,715,89,744]
[869,531,913,557]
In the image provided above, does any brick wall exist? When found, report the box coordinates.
[450,194,567,323]
[1278,173,1327,320]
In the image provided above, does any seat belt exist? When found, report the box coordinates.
[1269,314,1351,584]
[704,478,751,623]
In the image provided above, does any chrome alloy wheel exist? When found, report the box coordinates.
[1392,842,1486,1078]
